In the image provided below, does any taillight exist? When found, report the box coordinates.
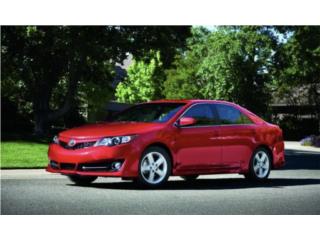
[277,130,284,142]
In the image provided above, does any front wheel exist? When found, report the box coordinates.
[245,148,271,181]
[68,175,98,185]
[138,146,172,187]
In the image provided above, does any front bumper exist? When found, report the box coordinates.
[46,143,140,177]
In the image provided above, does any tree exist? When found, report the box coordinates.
[164,26,276,117]
[1,26,191,136]
[115,51,164,103]
[274,26,320,130]
[164,27,209,100]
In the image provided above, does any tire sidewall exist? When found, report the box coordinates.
[138,146,172,186]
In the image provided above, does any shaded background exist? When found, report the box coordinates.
[1,26,320,141]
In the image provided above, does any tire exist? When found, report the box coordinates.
[138,146,172,187]
[245,147,272,181]
[68,175,98,185]
[181,175,199,181]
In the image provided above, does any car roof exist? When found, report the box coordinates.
[148,99,235,105]
[148,99,264,124]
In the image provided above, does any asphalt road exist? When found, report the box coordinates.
[1,142,320,214]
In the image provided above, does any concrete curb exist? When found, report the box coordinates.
[285,141,320,153]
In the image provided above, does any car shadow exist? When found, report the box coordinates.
[67,148,320,190]
[68,177,320,191]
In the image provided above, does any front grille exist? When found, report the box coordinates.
[59,141,96,150]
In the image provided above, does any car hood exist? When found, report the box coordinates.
[59,122,165,140]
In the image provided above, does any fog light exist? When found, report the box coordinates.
[50,160,59,169]
[111,162,122,170]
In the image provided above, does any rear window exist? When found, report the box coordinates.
[215,104,252,125]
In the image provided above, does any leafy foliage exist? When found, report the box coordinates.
[115,51,164,103]
[164,26,277,116]
[2,25,320,137]
[1,26,191,136]
[274,26,320,108]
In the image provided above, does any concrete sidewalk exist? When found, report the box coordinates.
[285,141,320,153]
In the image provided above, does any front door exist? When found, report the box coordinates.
[174,104,221,171]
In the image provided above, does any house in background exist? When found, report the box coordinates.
[84,54,133,122]
[270,83,320,140]
[103,54,133,119]
[112,54,133,88]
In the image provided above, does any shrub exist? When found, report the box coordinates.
[300,135,320,147]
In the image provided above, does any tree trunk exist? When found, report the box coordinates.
[33,87,52,137]
[309,83,320,134]
[48,59,80,122]
[32,59,81,137]
[34,112,49,137]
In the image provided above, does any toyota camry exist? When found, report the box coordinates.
[47,100,285,187]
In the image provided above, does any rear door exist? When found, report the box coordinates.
[214,104,256,170]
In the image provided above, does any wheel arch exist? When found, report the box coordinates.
[142,142,174,172]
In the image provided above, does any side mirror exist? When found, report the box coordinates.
[177,117,197,127]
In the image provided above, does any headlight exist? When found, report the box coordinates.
[53,135,59,144]
[94,135,136,147]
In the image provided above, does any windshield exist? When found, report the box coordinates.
[111,103,185,123]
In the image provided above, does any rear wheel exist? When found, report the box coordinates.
[181,175,199,181]
[138,146,172,187]
[245,148,271,181]
[68,175,98,185]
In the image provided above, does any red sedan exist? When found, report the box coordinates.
[47,100,285,186]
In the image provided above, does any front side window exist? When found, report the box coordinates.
[182,104,218,126]
[111,103,185,123]
[215,104,252,125]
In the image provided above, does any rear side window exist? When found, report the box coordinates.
[182,104,219,126]
[215,104,252,125]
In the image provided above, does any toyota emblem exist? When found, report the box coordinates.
[68,139,76,147]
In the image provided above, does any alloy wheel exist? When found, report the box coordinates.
[253,150,270,178]
[140,152,168,185]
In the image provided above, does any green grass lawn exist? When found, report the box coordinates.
[1,141,49,168]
